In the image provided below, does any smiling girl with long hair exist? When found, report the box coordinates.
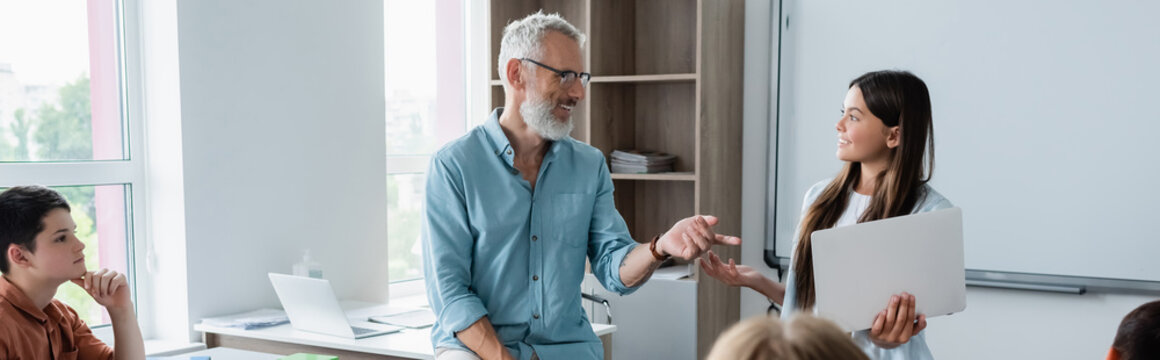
[702,70,952,359]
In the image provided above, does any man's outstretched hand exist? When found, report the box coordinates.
[655,215,741,260]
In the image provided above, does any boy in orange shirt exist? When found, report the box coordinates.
[0,185,144,359]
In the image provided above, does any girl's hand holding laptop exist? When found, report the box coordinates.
[868,292,927,349]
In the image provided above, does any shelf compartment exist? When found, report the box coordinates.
[589,82,696,173]
[590,0,697,76]
[613,180,695,243]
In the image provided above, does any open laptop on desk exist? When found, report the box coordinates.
[268,273,402,339]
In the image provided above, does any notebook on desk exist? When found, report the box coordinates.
[368,309,436,328]
[268,273,403,339]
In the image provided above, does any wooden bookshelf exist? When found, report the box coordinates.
[489,1,743,358]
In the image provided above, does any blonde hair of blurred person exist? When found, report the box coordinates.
[708,314,869,360]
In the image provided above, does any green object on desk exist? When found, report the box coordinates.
[278,354,339,360]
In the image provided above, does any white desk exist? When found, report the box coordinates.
[194,303,617,360]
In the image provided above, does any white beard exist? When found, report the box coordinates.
[520,95,573,141]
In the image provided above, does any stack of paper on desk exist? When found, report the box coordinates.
[200,308,290,330]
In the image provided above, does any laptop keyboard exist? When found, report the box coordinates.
[351,326,378,336]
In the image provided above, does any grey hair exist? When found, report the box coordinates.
[497,11,586,84]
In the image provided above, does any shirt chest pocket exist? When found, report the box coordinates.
[547,193,594,248]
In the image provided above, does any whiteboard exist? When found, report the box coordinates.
[767,0,1160,284]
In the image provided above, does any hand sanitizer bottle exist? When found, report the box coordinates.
[292,249,323,279]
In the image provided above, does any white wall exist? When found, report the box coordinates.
[175,0,387,340]
[740,1,1157,359]
[138,0,190,342]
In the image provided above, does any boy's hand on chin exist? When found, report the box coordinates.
[70,269,132,312]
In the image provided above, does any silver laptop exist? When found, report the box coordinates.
[810,207,967,332]
[268,273,401,339]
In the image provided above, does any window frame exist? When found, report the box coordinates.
[385,0,488,302]
[0,0,152,339]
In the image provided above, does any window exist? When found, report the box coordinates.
[385,0,468,286]
[0,0,144,329]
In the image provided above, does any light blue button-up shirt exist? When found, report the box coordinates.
[422,108,640,360]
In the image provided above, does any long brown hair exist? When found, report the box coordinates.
[791,70,935,310]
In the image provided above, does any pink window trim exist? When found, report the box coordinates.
[88,0,128,323]
[435,0,465,146]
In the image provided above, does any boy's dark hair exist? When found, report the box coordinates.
[0,185,71,273]
[1114,300,1160,360]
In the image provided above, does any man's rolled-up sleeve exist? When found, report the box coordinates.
[422,154,488,334]
[586,158,642,295]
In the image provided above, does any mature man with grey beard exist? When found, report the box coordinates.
[421,11,741,360]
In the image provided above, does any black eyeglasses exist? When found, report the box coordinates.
[520,58,591,88]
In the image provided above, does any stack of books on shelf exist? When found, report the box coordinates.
[610,149,677,174]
